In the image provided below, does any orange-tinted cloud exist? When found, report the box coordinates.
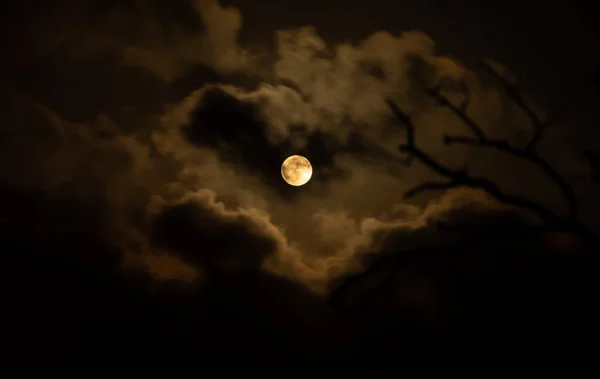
[2,0,596,298]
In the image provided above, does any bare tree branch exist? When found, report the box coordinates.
[458,80,470,112]
[397,144,460,178]
[397,137,557,222]
[388,91,600,250]
[410,78,578,219]
[583,151,600,171]
[582,150,600,184]
[524,101,570,152]
[526,118,550,151]
[404,180,458,199]
[330,66,600,319]
[386,99,415,165]
[479,61,568,153]
[443,135,579,218]
[426,87,487,140]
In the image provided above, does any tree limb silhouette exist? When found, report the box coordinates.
[441,134,578,219]
[583,151,600,184]
[330,60,600,314]
[398,138,556,222]
[404,180,459,199]
[393,66,594,235]
[480,62,557,153]
[396,62,579,220]
[386,99,414,165]
[426,86,486,140]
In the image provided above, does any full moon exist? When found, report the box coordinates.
[281,155,312,186]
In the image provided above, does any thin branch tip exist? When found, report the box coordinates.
[404,180,458,199]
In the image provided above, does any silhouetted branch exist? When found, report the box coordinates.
[583,151,600,171]
[386,99,414,164]
[425,79,573,218]
[480,61,568,153]
[396,124,556,222]
[526,127,544,152]
[404,180,458,199]
[389,82,600,247]
[398,144,460,178]
[481,63,541,122]
[404,79,578,219]
[582,150,600,184]
[458,80,470,112]
[331,65,600,318]
[443,134,579,218]
[426,87,486,140]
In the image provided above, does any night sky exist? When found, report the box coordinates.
[2,0,600,370]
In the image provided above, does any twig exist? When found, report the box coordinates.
[458,80,470,112]
[404,181,459,199]
[480,61,568,153]
[386,99,414,165]
[443,135,579,219]
[426,87,486,140]
[397,141,556,223]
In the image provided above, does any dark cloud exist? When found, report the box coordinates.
[1,0,251,78]
[3,0,598,291]
[181,86,293,194]
[150,189,277,271]
[180,85,355,196]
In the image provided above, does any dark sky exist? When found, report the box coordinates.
[230,0,599,94]
[1,0,600,370]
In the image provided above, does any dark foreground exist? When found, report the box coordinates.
[2,185,599,370]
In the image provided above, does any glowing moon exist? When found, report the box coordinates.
[281,155,312,186]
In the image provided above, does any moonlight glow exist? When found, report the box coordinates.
[281,155,313,186]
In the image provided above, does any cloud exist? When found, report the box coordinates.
[8,0,252,84]
[144,183,536,294]
[148,189,280,271]
[109,177,536,295]
[117,226,199,283]
[122,20,581,292]
[192,0,250,71]
[2,0,592,301]
[274,28,466,132]
[137,185,533,295]
[151,22,538,204]
[0,90,201,286]
[119,0,252,82]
